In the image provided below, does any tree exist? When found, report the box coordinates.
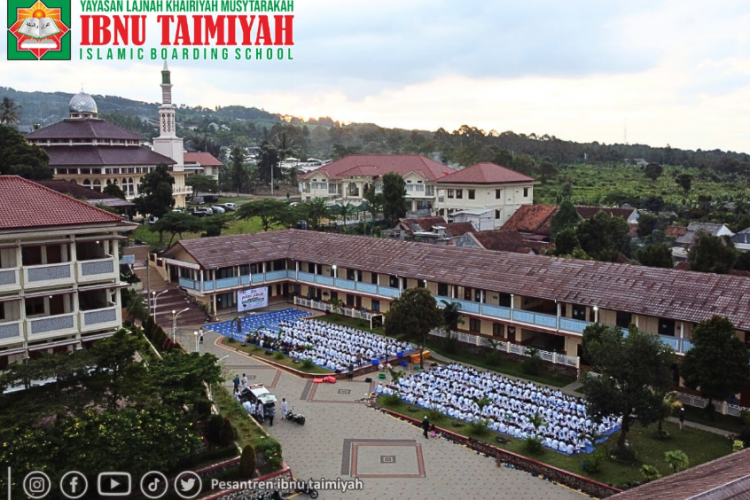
[575,211,632,261]
[561,182,573,199]
[382,172,407,226]
[135,164,175,219]
[257,141,281,186]
[539,161,558,181]
[0,97,21,125]
[644,163,663,181]
[553,227,583,257]
[236,199,291,231]
[675,173,692,195]
[582,325,674,451]
[186,174,219,198]
[299,199,329,230]
[103,183,127,200]
[229,146,247,193]
[688,233,737,274]
[384,288,442,369]
[239,444,257,479]
[0,125,52,180]
[152,211,206,245]
[680,316,750,414]
[637,212,659,239]
[364,183,385,220]
[734,250,750,272]
[638,243,674,268]
[550,201,580,237]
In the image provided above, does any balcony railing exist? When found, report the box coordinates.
[80,306,119,333]
[0,320,23,345]
[265,270,288,281]
[27,313,77,337]
[24,262,74,289]
[0,268,21,294]
[77,257,117,283]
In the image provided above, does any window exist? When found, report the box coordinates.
[416,184,424,192]
[658,318,675,337]
[616,311,632,329]
[493,323,505,338]
[495,189,501,199]
[22,246,43,266]
[346,294,355,306]
[426,185,435,196]
[572,305,587,320]
[495,209,501,220]
[25,297,45,317]
[447,189,454,199]
[250,263,259,274]
[437,283,449,297]
[372,300,380,312]
[469,318,481,333]
[328,183,338,194]
[468,189,475,200]
[417,279,425,288]
[347,269,355,281]
[456,189,463,199]
[371,273,378,285]
[498,294,511,307]
[523,187,529,197]
[180,267,193,279]
[389,275,399,288]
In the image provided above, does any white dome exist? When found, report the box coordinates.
[69,92,98,114]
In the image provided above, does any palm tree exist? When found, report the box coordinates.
[657,390,682,434]
[441,300,463,351]
[340,202,355,230]
[0,97,21,125]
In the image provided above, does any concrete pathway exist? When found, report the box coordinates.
[196,329,584,500]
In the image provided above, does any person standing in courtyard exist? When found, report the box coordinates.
[421,416,430,439]
[242,373,248,391]
[281,398,288,420]
[679,407,685,431]
[233,374,240,394]
[348,362,354,381]
[267,403,276,426]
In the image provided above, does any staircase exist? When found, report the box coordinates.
[133,264,208,329]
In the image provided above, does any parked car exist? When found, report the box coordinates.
[192,208,213,217]
[240,384,278,408]
[211,205,226,214]
[221,203,237,211]
[203,194,219,203]
[188,196,204,205]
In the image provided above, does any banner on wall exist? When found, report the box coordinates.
[237,287,268,312]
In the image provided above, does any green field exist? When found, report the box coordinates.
[535,163,750,208]
[131,216,267,247]
[378,396,731,488]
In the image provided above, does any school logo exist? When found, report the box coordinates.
[7,0,71,60]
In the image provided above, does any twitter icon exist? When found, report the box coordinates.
[174,471,202,499]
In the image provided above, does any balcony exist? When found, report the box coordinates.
[24,262,75,289]
[216,276,240,289]
[179,277,199,290]
[79,305,119,333]
[265,270,288,282]
[77,257,117,283]
[355,282,378,295]
[0,268,21,294]
[27,313,78,338]
[0,320,23,346]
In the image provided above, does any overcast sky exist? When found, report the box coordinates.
[3,0,750,153]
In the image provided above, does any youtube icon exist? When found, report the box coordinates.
[97,472,132,497]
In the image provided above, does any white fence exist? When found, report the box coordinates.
[294,297,374,321]
[430,328,580,369]
[676,393,749,417]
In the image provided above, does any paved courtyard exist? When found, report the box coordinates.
[198,329,584,500]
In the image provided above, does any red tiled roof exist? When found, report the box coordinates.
[469,230,549,254]
[300,155,453,181]
[444,222,476,237]
[437,162,535,184]
[163,229,750,331]
[42,146,176,166]
[609,448,750,500]
[0,176,130,230]
[501,204,558,236]
[36,179,119,200]
[184,152,223,166]
[398,217,448,235]
[665,226,688,238]
[576,206,636,220]
[26,119,142,141]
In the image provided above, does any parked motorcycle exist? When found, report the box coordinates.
[294,482,318,499]
[285,408,306,425]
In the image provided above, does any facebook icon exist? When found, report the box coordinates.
[60,471,88,499]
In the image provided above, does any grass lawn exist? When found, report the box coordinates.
[378,396,732,488]
[130,216,267,248]
[211,382,269,448]
[222,338,331,374]
[316,314,575,388]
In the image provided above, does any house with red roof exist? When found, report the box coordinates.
[435,162,538,229]
[184,151,223,181]
[300,157,537,228]
[0,176,137,368]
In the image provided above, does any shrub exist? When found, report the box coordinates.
[665,450,689,472]
[219,417,236,447]
[253,437,283,472]
[581,449,605,474]
[273,351,285,360]
[238,444,257,479]
[382,393,402,406]
[640,464,662,482]
[610,443,638,464]
[301,358,314,369]
[521,347,543,375]
[467,419,489,437]
[205,414,225,446]
[523,435,544,455]
[733,440,744,453]
[443,333,460,354]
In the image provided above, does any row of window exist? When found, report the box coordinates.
[55,167,152,175]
